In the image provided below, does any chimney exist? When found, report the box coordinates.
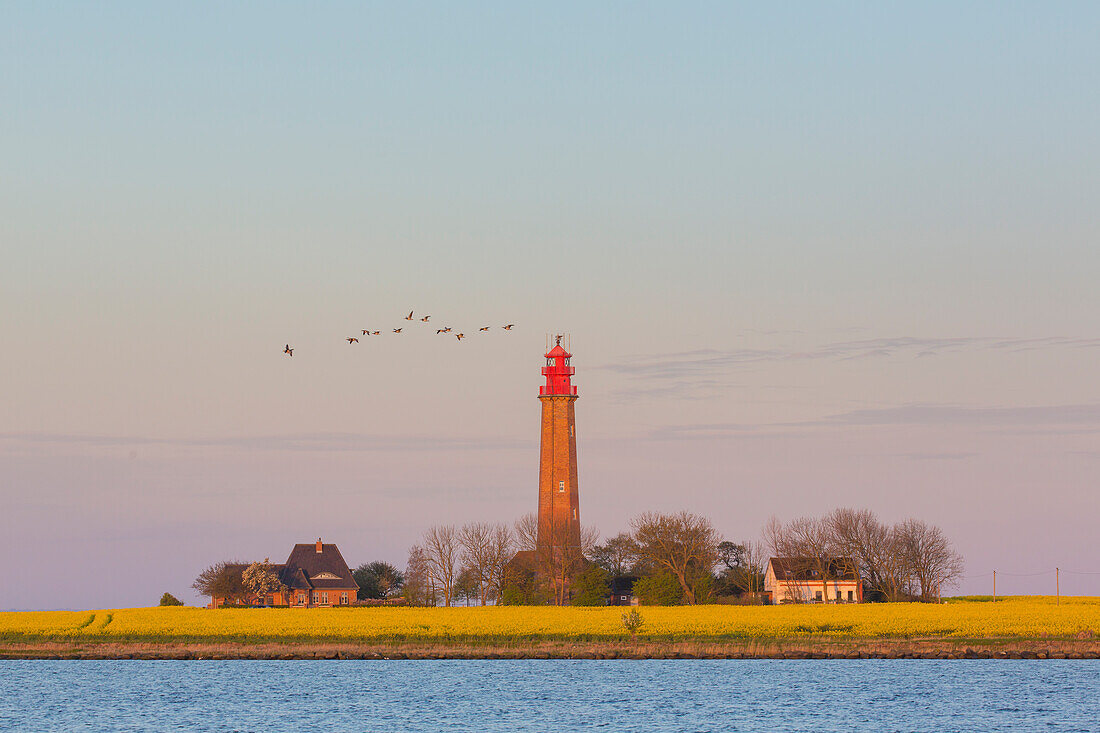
[315,538,323,553]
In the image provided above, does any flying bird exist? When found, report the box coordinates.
[372,331,381,336]
[361,330,370,335]
[420,315,431,322]
[284,344,293,356]
[502,324,514,330]
[346,337,359,344]
[393,328,403,334]
[455,333,465,341]
[405,310,415,321]
[479,326,490,332]
[440,326,452,333]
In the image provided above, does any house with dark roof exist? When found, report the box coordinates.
[764,557,862,604]
[208,538,359,608]
[608,576,640,606]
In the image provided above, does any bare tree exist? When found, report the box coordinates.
[422,525,460,607]
[630,511,719,605]
[896,518,964,602]
[773,516,837,602]
[743,540,767,595]
[511,513,597,605]
[460,522,495,606]
[540,522,598,605]
[484,523,514,603]
[767,508,965,603]
[514,513,538,553]
[581,525,600,556]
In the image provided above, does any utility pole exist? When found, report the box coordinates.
[1056,567,1060,605]
[992,570,996,603]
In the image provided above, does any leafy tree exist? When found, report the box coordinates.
[454,566,480,606]
[192,561,248,605]
[354,561,406,601]
[499,563,546,606]
[591,533,638,578]
[630,511,719,604]
[159,592,183,607]
[717,541,747,571]
[714,540,766,597]
[570,565,610,606]
[632,571,683,606]
[691,570,715,604]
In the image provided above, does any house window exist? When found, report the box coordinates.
[297,594,306,605]
[558,481,565,492]
[620,596,628,602]
[322,593,329,605]
[312,592,319,604]
[814,591,823,602]
[848,590,854,602]
[341,593,349,605]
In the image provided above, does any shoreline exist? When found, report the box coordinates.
[3,639,1098,660]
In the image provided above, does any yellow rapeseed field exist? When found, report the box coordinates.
[0,596,1096,643]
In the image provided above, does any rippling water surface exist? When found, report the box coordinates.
[1,659,1097,732]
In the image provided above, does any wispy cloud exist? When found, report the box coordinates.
[0,432,533,453]
[598,335,1100,384]
[826,403,1100,426]
[648,402,1100,440]
[897,451,978,461]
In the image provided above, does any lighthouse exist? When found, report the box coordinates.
[536,335,581,559]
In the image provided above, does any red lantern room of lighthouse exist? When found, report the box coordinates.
[536,335,581,561]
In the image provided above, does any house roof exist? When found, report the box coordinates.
[768,557,859,582]
[281,543,359,590]
[506,550,538,575]
[610,576,639,595]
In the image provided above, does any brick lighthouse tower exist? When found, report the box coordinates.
[536,335,581,560]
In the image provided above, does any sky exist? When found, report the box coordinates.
[2,3,1099,608]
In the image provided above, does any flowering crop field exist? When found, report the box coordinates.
[0,597,1097,643]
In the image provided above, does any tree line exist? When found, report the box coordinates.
[191,506,963,606]
[400,507,962,606]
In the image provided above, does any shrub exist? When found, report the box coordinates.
[159,593,183,607]
[633,572,683,606]
[621,609,645,636]
[571,566,610,606]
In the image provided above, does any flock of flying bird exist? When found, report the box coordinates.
[282,311,514,356]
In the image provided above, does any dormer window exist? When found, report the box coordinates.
[310,571,341,581]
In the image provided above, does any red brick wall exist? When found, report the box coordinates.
[537,394,580,553]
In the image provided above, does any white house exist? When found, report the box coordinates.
[764,557,862,604]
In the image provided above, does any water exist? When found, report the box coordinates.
[1,660,1097,732]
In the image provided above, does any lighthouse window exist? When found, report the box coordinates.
[573,508,577,520]
[570,425,574,438]
[558,481,565,492]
